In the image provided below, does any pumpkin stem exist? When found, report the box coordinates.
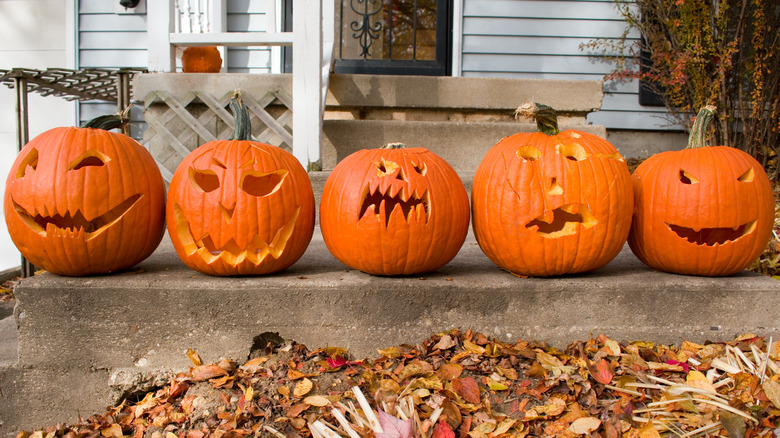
[687,105,716,149]
[228,90,253,141]
[515,102,559,136]
[382,142,406,149]
[81,106,131,131]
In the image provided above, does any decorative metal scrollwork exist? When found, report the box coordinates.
[349,0,384,58]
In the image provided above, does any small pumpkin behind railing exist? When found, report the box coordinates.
[181,46,222,73]
[3,110,166,276]
[628,105,774,276]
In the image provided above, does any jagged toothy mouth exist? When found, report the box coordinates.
[173,203,300,265]
[525,204,598,238]
[666,221,756,246]
[12,194,142,240]
[358,185,430,226]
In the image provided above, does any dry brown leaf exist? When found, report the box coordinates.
[435,335,457,350]
[569,417,601,435]
[294,377,313,398]
[398,359,434,381]
[287,402,309,418]
[436,363,464,381]
[303,395,330,407]
[190,364,228,381]
[100,424,123,438]
[762,379,780,409]
[452,377,481,405]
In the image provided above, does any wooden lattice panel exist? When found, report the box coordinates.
[142,89,293,181]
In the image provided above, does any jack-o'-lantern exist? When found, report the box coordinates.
[472,103,633,277]
[320,143,470,276]
[166,94,315,276]
[629,105,774,276]
[4,113,166,276]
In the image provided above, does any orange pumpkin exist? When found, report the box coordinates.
[629,105,774,276]
[181,46,222,73]
[166,95,315,276]
[471,103,633,277]
[320,143,470,276]
[4,113,165,276]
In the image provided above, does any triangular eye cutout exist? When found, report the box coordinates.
[68,150,111,171]
[241,169,288,197]
[516,146,541,162]
[67,149,111,171]
[189,167,220,193]
[738,168,754,182]
[679,169,699,184]
[412,161,427,175]
[16,148,38,178]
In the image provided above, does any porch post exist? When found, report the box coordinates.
[147,0,176,72]
[14,77,35,278]
[292,0,324,171]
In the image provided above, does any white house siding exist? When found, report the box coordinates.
[0,0,77,270]
[460,0,676,131]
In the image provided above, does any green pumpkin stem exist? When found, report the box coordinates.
[515,102,560,136]
[81,107,131,131]
[687,105,717,149]
[383,142,406,149]
[228,90,253,141]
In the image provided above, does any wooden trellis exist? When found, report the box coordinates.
[142,89,294,182]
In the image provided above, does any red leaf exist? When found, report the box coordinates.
[327,356,348,368]
[452,377,481,404]
[376,410,413,438]
[589,359,614,385]
[432,420,455,438]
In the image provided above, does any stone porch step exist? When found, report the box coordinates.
[1,226,779,434]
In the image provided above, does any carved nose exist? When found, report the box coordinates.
[548,177,563,195]
[219,202,235,223]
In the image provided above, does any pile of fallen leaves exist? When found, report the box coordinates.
[16,329,780,438]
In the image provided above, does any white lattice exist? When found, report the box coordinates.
[142,89,293,182]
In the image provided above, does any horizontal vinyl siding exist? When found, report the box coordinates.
[461,0,675,131]
[227,0,273,73]
[78,0,147,133]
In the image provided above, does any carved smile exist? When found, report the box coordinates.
[359,185,430,226]
[525,204,598,238]
[173,203,300,265]
[12,194,142,240]
[666,221,756,246]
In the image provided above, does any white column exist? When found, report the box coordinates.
[292,0,323,170]
[210,0,227,71]
[148,1,176,72]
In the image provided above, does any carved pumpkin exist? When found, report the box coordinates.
[629,105,774,276]
[3,113,165,276]
[181,46,222,73]
[320,143,470,276]
[472,103,633,277]
[166,95,315,276]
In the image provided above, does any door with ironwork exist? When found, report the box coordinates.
[333,0,451,76]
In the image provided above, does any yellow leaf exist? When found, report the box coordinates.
[569,417,601,435]
[604,339,621,356]
[377,346,401,358]
[493,419,516,435]
[186,348,202,366]
[100,424,123,438]
[278,385,290,399]
[686,370,717,394]
[245,385,254,402]
[463,339,486,355]
[525,397,566,419]
[536,351,575,376]
[486,377,509,391]
[294,377,313,398]
[637,421,661,438]
[304,395,330,406]
[166,433,178,438]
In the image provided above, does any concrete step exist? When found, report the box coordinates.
[321,119,606,171]
[2,226,779,434]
